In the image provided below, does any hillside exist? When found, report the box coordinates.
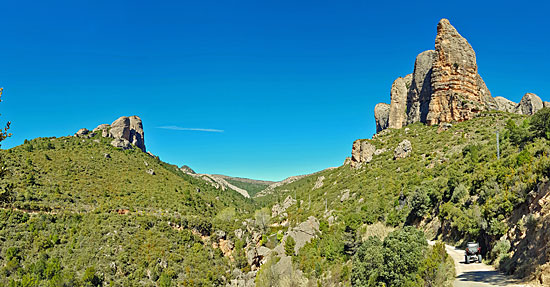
[261,110,550,285]
[213,175,274,197]
[0,131,255,286]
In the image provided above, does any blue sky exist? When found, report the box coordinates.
[1,1,548,181]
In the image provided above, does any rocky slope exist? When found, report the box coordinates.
[374,19,546,134]
[179,168,251,198]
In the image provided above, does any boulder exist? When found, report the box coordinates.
[374,103,390,132]
[516,93,543,115]
[109,116,146,152]
[75,128,90,137]
[394,139,412,159]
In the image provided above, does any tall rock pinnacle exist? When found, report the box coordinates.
[427,18,495,125]
[374,19,500,132]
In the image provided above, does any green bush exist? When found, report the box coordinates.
[530,107,550,139]
[351,237,383,286]
[351,227,430,286]
[418,242,455,287]
[285,236,296,256]
[409,188,431,218]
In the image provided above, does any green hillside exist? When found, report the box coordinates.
[259,110,550,284]
[2,110,550,286]
[0,133,254,286]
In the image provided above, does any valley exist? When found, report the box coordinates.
[1,17,549,287]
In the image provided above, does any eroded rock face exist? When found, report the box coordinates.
[516,93,543,115]
[374,19,505,133]
[76,116,146,152]
[374,103,390,132]
[427,19,495,125]
[494,96,517,113]
[389,77,408,129]
[351,140,377,168]
[287,216,320,254]
[110,116,145,152]
[272,196,296,218]
[406,50,436,124]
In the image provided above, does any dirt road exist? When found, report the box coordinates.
[428,241,529,287]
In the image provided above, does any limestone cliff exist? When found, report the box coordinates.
[374,19,512,132]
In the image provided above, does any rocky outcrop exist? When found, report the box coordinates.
[407,50,436,124]
[286,216,320,254]
[427,19,495,125]
[109,116,146,152]
[374,103,390,132]
[180,165,196,174]
[312,176,325,190]
[271,196,296,218]
[75,128,90,137]
[494,96,517,113]
[394,139,412,159]
[516,93,543,115]
[388,77,408,129]
[374,19,499,132]
[179,168,250,198]
[351,140,377,168]
[74,116,146,152]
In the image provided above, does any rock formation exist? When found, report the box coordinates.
[394,139,412,159]
[109,116,146,152]
[75,128,90,137]
[375,19,501,132]
[427,19,496,125]
[388,77,409,129]
[406,50,436,124]
[350,140,377,168]
[494,96,517,113]
[374,103,390,132]
[516,93,543,115]
[75,116,146,152]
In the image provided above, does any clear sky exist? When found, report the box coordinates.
[1,1,548,181]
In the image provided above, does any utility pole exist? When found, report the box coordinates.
[496,131,500,160]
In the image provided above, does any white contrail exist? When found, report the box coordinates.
[157,126,224,133]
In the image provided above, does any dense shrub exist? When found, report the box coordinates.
[351,227,433,286]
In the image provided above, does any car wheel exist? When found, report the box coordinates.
[478,254,482,263]
[465,256,469,264]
